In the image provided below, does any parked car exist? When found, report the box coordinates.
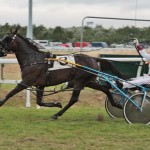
[91,42,108,48]
[34,40,49,47]
[73,42,91,47]
[59,44,70,47]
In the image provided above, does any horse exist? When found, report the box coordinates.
[0,30,128,120]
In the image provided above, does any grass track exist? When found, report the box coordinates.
[0,106,150,150]
[1,50,150,149]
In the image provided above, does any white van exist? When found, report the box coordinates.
[34,40,49,47]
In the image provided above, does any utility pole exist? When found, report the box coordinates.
[27,0,33,39]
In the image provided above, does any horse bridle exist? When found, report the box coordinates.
[8,34,17,52]
[1,33,17,54]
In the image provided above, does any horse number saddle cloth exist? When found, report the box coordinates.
[48,55,75,71]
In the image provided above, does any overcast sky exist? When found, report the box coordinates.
[0,0,150,28]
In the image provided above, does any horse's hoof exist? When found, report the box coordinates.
[51,114,58,120]
[56,102,62,108]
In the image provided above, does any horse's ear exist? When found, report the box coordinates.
[10,28,13,34]
[10,27,20,35]
[13,28,18,35]
[10,28,17,34]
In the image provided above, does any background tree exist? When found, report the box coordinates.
[52,26,65,43]
[33,25,48,40]
[0,23,150,45]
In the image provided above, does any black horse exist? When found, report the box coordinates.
[0,30,127,120]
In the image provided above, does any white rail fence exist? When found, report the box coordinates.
[0,58,31,108]
[0,58,149,108]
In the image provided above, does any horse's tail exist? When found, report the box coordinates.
[93,57,131,80]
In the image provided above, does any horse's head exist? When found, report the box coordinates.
[0,29,19,55]
[1,33,16,54]
[0,40,7,57]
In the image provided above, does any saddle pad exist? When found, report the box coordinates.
[48,55,75,71]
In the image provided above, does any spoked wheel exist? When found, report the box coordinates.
[124,93,150,124]
[105,90,130,118]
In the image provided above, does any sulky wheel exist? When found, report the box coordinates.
[105,90,130,118]
[123,93,150,124]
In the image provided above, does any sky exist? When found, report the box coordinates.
[0,0,150,28]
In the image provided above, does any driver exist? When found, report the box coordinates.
[117,38,150,89]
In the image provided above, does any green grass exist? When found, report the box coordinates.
[0,84,150,150]
[0,106,150,150]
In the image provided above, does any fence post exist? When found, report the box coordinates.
[26,88,31,108]
[136,61,144,77]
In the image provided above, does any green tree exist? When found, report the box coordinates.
[52,26,65,43]
[1,23,150,45]
[33,25,48,40]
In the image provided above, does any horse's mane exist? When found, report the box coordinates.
[17,34,42,52]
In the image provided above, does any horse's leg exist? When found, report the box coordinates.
[36,86,62,108]
[0,83,26,106]
[51,89,81,120]
[86,81,123,109]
